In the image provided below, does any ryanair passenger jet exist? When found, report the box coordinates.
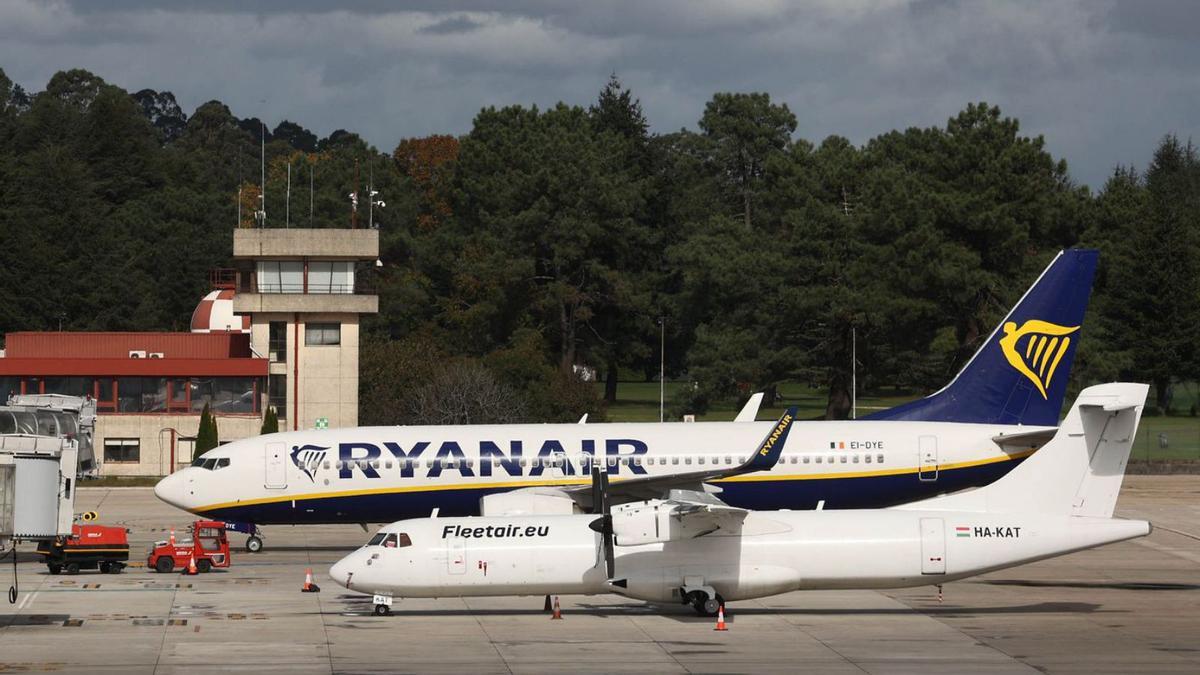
[155,250,1097,552]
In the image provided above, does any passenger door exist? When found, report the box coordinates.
[918,435,938,482]
[264,442,287,489]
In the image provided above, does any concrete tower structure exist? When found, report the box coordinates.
[231,229,379,431]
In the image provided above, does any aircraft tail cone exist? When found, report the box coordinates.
[302,567,321,593]
[183,555,197,576]
[714,605,728,631]
[551,596,562,620]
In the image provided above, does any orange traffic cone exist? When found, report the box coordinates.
[182,555,198,576]
[169,529,176,546]
[301,567,321,593]
[550,595,563,620]
[714,605,728,631]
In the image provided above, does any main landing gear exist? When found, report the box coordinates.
[245,535,263,553]
[682,587,725,617]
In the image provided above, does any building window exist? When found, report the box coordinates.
[104,438,140,463]
[0,377,19,401]
[256,261,304,293]
[305,323,341,346]
[42,377,92,397]
[307,261,355,294]
[191,377,258,414]
[117,377,167,413]
[269,321,287,362]
[268,374,287,419]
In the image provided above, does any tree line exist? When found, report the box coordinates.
[1,68,1196,422]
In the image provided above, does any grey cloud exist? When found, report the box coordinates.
[2,0,1198,187]
[418,15,484,35]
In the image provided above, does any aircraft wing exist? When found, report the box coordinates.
[569,407,797,508]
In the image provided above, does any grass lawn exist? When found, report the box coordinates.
[598,381,1200,461]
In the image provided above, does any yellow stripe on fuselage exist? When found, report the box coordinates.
[192,449,1036,514]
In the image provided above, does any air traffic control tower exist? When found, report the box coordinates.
[230,229,379,431]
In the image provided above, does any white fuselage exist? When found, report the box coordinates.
[154,420,1044,524]
[330,510,1150,603]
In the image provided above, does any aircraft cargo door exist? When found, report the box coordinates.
[265,442,287,489]
[918,435,938,481]
[920,517,946,575]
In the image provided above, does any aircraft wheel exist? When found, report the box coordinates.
[246,536,263,553]
[702,595,723,617]
[687,591,708,615]
[99,562,112,574]
[374,604,391,616]
[155,557,174,574]
[65,562,80,575]
[196,559,212,574]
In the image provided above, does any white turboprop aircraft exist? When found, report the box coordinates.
[155,250,1099,552]
[330,383,1149,617]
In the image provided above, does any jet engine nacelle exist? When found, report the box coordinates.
[611,501,717,546]
[479,488,579,516]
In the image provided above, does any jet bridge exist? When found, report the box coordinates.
[0,394,94,551]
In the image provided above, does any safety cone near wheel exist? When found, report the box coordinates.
[550,595,563,620]
[302,568,321,593]
[182,555,198,576]
[714,605,728,631]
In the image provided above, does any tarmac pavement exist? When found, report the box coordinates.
[0,476,1197,674]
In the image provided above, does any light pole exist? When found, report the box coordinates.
[658,317,665,423]
[851,325,857,420]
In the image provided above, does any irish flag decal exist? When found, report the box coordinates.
[955,526,972,538]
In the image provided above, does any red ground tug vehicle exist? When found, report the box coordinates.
[148,520,231,573]
[36,524,130,575]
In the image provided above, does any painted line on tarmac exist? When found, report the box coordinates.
[17,591,38,609]
[1153,523,1200,542]
[1136,537,1200,565]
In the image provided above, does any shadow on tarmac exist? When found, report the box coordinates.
[980,579,1200,591]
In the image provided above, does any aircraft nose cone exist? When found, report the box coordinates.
[329,558,353,589]
[153,471,186,510]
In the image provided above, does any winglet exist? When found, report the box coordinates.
[741,407,797,473]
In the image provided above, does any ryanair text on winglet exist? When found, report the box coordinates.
[759,413,794,457]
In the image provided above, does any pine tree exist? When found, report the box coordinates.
[195,402,218,458]
[260,406,279,435]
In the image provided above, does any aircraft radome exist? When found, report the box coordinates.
[330,383,1150,617]
[155,250,1098,553]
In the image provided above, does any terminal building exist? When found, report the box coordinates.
[0,228,379,477]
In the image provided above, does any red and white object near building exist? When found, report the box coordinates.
[190,290,250,334]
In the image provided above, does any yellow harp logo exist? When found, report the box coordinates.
[998,320,1080,399]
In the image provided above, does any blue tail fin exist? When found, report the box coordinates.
[864,249,1098,426]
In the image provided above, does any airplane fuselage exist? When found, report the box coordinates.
[330,510,1150,603]
[155,420,1045,524]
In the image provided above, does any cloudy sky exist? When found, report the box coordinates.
[1,0,1196,188]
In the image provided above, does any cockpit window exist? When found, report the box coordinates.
[202,458,217,470]
[397,533,412,547]
[191,457,230,471]
[383,533,398,547]
[191,457,205,467]
[215,458,230,469]
[367,533,386,546]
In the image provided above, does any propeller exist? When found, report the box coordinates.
[587,466,615,579]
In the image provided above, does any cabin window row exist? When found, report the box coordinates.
[323,452,887,472]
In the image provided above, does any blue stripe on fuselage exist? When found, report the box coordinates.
[200,457,1025,525]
